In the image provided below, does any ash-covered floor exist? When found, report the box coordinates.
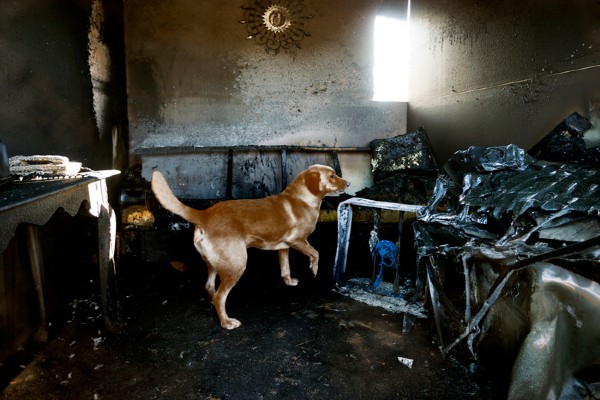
[0,244,505,400]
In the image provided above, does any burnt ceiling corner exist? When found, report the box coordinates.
[240,0,313,54]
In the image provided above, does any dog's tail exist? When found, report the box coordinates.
[151,170,200,224]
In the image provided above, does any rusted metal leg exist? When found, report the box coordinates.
[393,211,405,293]
[97,202,120,332]
[333,202,353,283]
[370,210,381,285]
[87,176,121,332]
[26,224,48,343]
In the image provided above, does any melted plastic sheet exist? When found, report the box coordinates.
[413,114,600,399]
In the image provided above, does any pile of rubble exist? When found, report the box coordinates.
[413,112,600,400]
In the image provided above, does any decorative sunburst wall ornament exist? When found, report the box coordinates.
[240,0,312,54]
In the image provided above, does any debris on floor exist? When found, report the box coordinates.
[0,257,499,400]
[397,356,414,369]
[335,277,427,319]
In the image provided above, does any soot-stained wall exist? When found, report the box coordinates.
[407,0,600,163]
[125,0,407,153]
[124,0,406,196]
[125,0,600,197]
[2,1,598,187]
[1,0,113,170]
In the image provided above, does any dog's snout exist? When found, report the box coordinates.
[345,181,350,187]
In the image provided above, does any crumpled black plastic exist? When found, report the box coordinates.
[528,111,598,167]
[412,131,600,399]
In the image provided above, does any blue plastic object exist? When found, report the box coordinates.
[371,240,398,289]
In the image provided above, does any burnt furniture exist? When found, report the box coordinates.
[0,170,120,341]
[333,197,424,286]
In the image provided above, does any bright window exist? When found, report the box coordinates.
[373,11,410,102]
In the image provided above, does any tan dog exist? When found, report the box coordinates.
[151,164,349,329]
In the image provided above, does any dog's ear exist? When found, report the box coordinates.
[305,170,321,195]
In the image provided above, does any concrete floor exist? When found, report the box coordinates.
[0,246,506,400]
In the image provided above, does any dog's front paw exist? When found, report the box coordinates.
[221,318,242,330]
[283,276,299,286]
[310,263,319,277]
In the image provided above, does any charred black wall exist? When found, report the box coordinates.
[123,0,407,195]
[0,0,114,170]
[1,1,598,178]
[408,0,600,163]
[0,0,124,372]
[121,0,600,196]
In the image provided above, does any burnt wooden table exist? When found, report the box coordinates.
[0,170,120,340]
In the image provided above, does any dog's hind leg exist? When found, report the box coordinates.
[210,245,247,330]
[278,248,298,286]
[213,268,245,329]
[203,257,217,299]
[194,229,217,299]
